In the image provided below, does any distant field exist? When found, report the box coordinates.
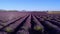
[0,11,60,34]
[47,11,60,14]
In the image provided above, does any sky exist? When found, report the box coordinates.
[0,0,60,11]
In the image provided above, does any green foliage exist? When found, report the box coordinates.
[6,28,12,33]
[34,26,42,31]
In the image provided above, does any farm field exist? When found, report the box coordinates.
[0,11,60,34]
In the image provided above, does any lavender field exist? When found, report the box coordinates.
[0,11,60,34]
